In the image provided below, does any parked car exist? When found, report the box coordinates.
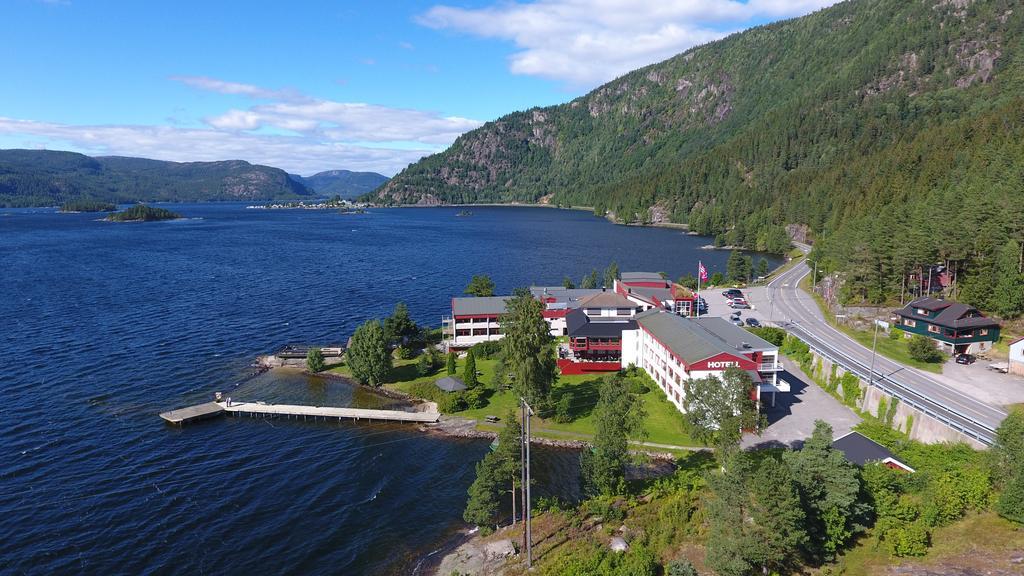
[722,289,744,299]
[955,353,976,365]
[730,311,742,320]
[745,318,761,327]
[732,319,745,327]
[728,299,750,309]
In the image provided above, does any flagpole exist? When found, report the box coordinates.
[696,261,701,318]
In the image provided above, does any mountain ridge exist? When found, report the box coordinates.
[289,169,388,199]
[365,0,1024,311]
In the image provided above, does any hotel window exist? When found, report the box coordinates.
[617,308,631,316]
[928,325,940,334]
[903,319,916,328]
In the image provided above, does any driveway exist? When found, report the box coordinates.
[931,359,1024,407]
[741,356,862,450]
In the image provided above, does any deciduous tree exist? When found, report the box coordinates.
[347,319,391,386]
[581,373,646,496]
[465,275,496,297]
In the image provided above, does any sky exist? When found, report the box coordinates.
[0,0,839,176]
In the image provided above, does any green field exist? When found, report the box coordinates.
[328,354,702,449]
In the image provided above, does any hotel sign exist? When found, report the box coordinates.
[706,361,740,369]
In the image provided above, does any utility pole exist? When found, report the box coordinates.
[812,260,818,290]
[520,401,527,553]
[869,318,880,388]
[520,398,534,569]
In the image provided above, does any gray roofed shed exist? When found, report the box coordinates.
[435,376,467,392]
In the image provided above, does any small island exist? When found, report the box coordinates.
[455,209,473,217]
[60,200,117,213]
[105,204,182,222]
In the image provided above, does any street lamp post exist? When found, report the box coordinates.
[869,318,880,387]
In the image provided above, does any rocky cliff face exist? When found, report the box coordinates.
[368,0,1022,233]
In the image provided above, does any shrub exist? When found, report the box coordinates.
[416,353,433,377]
[888,329,901,341]
[582,497,625,523]
[666,559,698,576]
[464,386,487,409]
[882,521,930,557]
[627,377,650,395]
[908,335,944,363]
[996,472,1024,524]
[395,346,414,360]
[437,392,468,414]
[555,392,575,423]
[747,326,786,346]
[306,347,325,373]
[470,339,503,359]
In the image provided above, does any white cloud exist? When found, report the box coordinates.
[0,77,482,176]
[0,117,435,176]
[418,0,840,87]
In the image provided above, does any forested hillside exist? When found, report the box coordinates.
[290,169,388,199]
[370,0,1024,312]
[0,150,312,207]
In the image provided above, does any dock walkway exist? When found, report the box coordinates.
[221,401,440,423]
[160,400,439,425]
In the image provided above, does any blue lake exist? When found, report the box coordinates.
[0,204,778,574]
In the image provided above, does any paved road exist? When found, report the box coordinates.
[767,250,1007,445]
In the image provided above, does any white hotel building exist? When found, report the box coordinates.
[622,310,788,410]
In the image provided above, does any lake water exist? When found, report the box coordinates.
[0,204,778,574]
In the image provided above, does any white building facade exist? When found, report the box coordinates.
[622,310,787,412]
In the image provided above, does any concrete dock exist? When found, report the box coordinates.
[160,400,439,425]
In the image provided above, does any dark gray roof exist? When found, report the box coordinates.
[691,317,777,352]
[831,432,912,470]
[452,296,509,316]
[435,376,467,392]
[565,309,636,338]
[896,298,999,330]
[634,310,738,364]
[620,272,665,282]
[529,287,603,308]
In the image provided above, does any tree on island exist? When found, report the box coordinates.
[580,269,599,289]
[706,453,808,576]
[347,319,391,386]
[500,292,557,405]
[683,368,760,460]
[462,348,479,388]
[465,275,496,297]
[306,347,325,373]
[463,410,523,531]
[603,261,620,288]
[105,204,181,222]
[384,302,418,345]
[580,373,646,496]
[783,420,869,561]
[446,350,458,375]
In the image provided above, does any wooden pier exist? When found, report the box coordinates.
[160,400,439,425]
[159,402,225,425]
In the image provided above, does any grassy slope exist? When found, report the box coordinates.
[327,355,701,449]
[799,274,943,374]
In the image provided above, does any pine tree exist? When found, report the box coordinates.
[991,240,1024,318]
[463,411,522,528]
[347,320,391,386]
[501,293,557,404]
[783,420,868,560]
[446,351,457,375]
[462,348,478,388]
[603,261,620,289]
[581,269,599,289]
[306,347,325,373]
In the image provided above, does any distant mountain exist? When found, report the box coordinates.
[289,169,388,199]
[0,150,313,207]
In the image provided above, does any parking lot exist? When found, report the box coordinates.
[931,358,1024,407]
[697,284,771,325]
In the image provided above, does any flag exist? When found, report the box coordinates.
[698,261,708,282]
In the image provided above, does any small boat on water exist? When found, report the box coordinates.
[456,209,473,217]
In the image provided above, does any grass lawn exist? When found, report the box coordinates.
[328,353,702,448]
[799,274,943,374]
[834,512,1024,575]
